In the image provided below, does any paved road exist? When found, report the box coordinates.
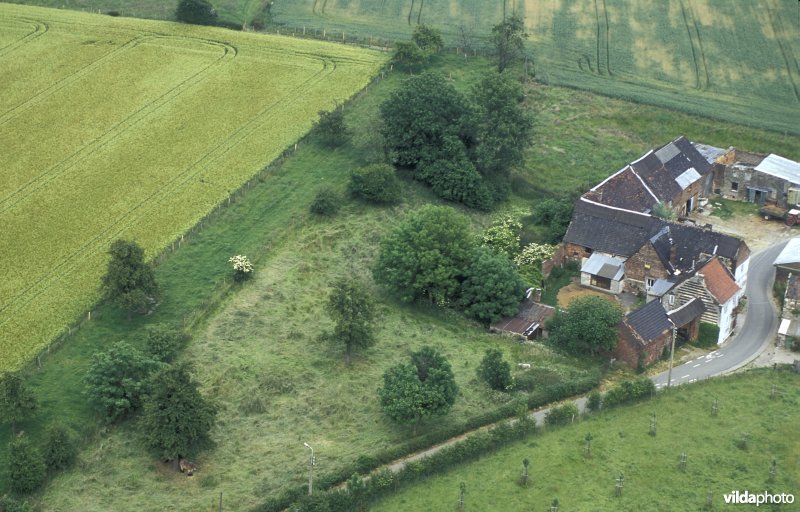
[652,240,787,388]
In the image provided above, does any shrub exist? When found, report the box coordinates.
[476,349,512,391]
[585,390,603,412]
[175,0,217,25]
[603,377,656,408]
[460,247,526,324]
[314,108,349,147]
[228,254,254,282]
[144,323,187,363]
[544,402,579,426]
[0,495,33,512]
[348,164,401,204]
[8,437,46,495]
[310,188,341,216]
[43,423,78,471]
[696,322,720,348]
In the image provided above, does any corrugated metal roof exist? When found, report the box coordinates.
[649,278,675,297]
[692,142,727,164]
[754,154,800,183]
[774,238,800,266]
[675,167,701,189]
[655,142,681,164]
[581,252,626,281]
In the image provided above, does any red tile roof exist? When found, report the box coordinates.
[698,257,740,304]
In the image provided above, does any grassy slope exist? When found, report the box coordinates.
[5,53,799,509]
[0,3,384,371]
[374,369,800,512]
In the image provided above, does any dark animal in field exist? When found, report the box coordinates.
[179,459,198,476]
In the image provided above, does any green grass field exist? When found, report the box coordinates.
[17,54,800,510]
[374,369,800,511]
[0,3,384,371]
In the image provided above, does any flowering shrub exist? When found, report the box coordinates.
[228,255,253,281]
[515,243,556,286]
[481,215,522,258]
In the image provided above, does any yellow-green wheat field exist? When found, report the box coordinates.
[0,3,385,371]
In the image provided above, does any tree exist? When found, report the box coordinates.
[0,373,37,435]
[8,437,46,495]
[315,108,349,147]
[84,341,159,423]
[392,41,429,71]
[532,198,574,244]
[348,164,402,204]
[476,348,512,391]
[175,0,217,25]
[140,363,216,460]
[652,201,676,220]
[413,136,492,210]
[101,239,160,318]
[144,323,187,363]
[491,13,528,72]
[325,279,377,364]
[471,72,534,184]
[411,24,443,54]
[481,215,522,258]
[380,72,473,168]
[547,296,623,355]
[460,247,526,324]
[379,346,457,434]
[43,423,78,471]
[373,205,475,304]
[515,243,557,287]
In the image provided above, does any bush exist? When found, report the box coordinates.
[544,402,579,426]
[144,324,187,363]
[8,437,46,495]
[0,495,33,512]
[310,188,341,216]
[476,349,512,391]
[43,423,78,471]
[228,254,254,282]
[696,322,720,348]
[348,164,402,204]
[460,247,526,324]
[585,390,603,412]
[603,377,656,408]
[315,108,349,147]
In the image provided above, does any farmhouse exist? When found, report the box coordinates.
[613,297,705,368]
[583,136,713,217]
[714,149,800,208]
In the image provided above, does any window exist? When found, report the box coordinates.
[646,278,655,289]
[731,181,738,192]
[668,294,675,306]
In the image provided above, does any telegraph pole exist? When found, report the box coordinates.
[666,325,677,388]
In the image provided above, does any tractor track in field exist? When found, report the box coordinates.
[590,0,610,76]
[686,0,710,89]
[0,36,236,216]
[765,0,800,102]
[0,53,339,326]
[679,0,702,90]
[0,18,48,58]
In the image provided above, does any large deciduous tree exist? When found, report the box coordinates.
[102,239,160,318]
[547,296,623,355]
[460,247,526,324]
[373,205,474,304]
[471,71,534,186]
[325,279,377,365]
[0,373,37,435]
[84,341,159,423]
[379,346,457,434]
[140,363,216,461]
[491,13,528,72]
[476,348,512,391]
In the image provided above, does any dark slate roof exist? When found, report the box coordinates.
[629,136,711,203]
[585,167,657,213]
[648,222,747,274]
[563,198,663,257]
[667,298,706,328]
[625,299,673,343]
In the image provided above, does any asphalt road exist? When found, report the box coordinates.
[652,240,788,388]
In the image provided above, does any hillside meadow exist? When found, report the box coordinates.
[12,52,800,511]
[374,369,800,512]
[12,0,798,134]
[0,3,385,372]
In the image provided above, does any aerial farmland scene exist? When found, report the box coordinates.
[0,0,798,510]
